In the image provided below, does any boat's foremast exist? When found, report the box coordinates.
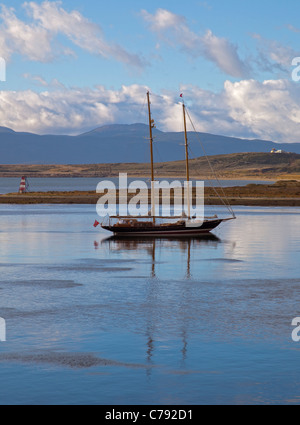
[182,101,191,219]
[147,91,156,224]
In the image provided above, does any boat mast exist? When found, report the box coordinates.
[182,102,191,218]
[147,91,156,222]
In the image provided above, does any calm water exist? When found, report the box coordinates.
[0,204,300,405]
[0,177,274,194]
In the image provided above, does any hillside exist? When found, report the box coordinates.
[0,123,300,164]
[0,152,299,180]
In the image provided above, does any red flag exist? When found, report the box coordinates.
[93,220,100,228]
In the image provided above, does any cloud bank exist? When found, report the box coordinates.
[0,81,300,143]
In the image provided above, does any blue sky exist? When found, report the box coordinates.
[1,0,300,142]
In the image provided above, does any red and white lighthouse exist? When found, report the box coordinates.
[19,176,28,193]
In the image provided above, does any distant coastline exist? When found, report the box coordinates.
[0,152,300,181]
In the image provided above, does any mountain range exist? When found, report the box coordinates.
[0,123,300,164]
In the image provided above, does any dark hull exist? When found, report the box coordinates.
[102,219,223,236]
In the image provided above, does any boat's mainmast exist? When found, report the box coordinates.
[182,102,191,219]
[147,91,156,222]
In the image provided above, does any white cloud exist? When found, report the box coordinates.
[223,79,300,142]
[141,8,249,78]
[141,8,184,33]
[23,73,65,89]
[0,84,150,134]
[287,24,300,34]
[23,73,50,86]
[1,80,300,143]
[252,33,298,72]
[0,4,56,62]
[201,30,250,78]
[0,1,144,68]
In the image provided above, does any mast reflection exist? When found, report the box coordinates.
[99,235,222,373]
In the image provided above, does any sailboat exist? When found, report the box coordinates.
[100,92,236,236]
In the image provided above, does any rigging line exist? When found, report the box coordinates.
[152,124,165,168]
[185,108,235,217]
[181,102,226,215]
[187,143,231,213]
[188,144,235,217]
[137,95,147,124]
[153,141,163,169]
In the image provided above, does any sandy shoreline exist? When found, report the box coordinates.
[0,173,279,181]
[0,197,299,207]
[0,172,296,182]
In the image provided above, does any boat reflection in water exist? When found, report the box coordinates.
[100,235,222,372]
[101,234,221,278]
